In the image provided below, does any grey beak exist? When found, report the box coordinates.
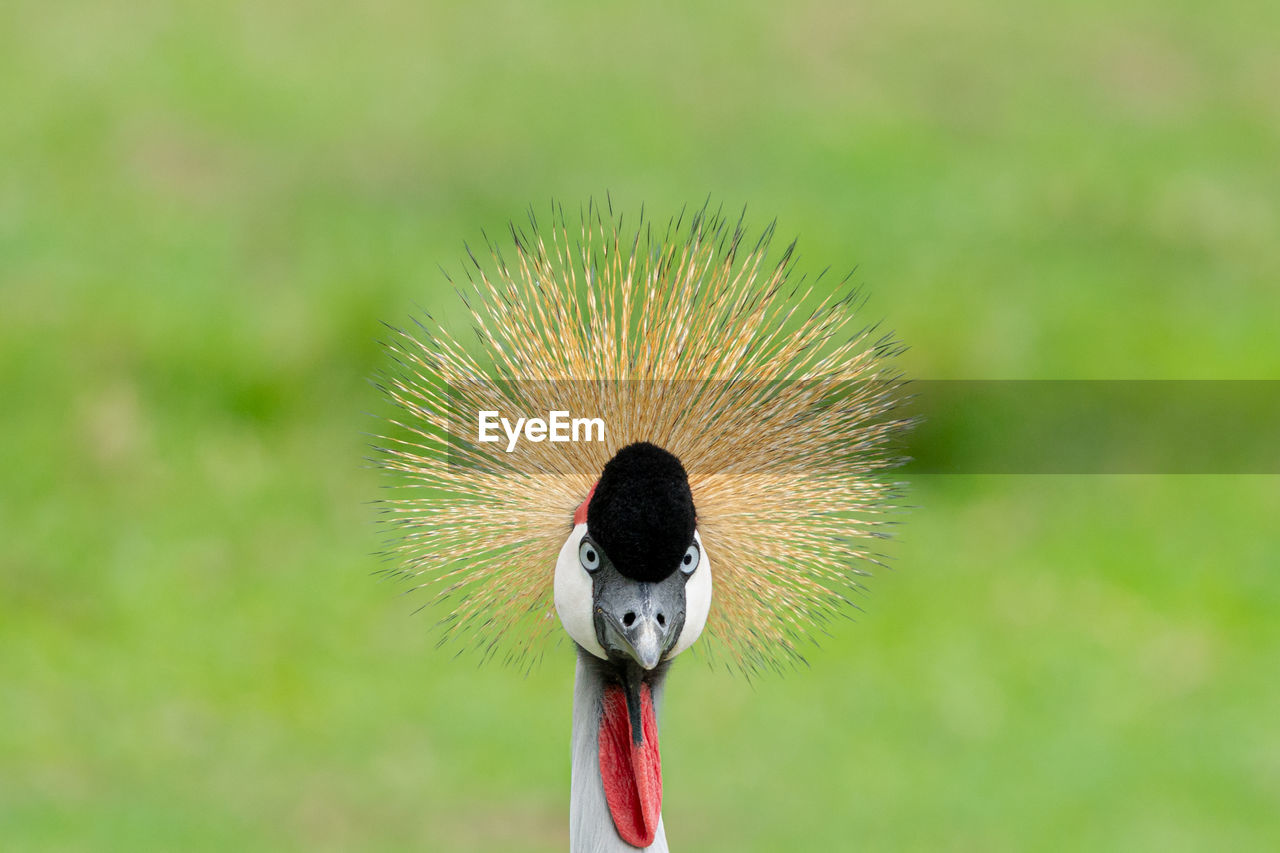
[596,582,680,671]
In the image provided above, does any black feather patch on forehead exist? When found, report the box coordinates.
[587,442,696,584]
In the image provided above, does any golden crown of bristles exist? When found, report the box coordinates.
[376,201,911,674]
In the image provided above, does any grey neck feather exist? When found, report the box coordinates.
[570,649,670,853]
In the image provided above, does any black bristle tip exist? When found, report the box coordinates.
[587,442,696,584]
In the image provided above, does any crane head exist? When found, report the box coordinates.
[554,441,712,668]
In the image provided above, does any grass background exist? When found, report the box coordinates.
[3,1,1278,850]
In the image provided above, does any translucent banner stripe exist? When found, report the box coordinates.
[415,380,1280,475]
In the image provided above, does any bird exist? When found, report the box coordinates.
[376,200,909,851]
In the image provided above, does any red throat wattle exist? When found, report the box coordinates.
[598,682,662,848]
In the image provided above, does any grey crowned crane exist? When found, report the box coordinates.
[378,202,908,851]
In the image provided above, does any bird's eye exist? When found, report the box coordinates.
[579,540,601,572]
[680,543,700,575]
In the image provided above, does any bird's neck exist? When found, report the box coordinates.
[570,649,670,853]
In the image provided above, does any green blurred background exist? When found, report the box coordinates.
[3,1,1278,850]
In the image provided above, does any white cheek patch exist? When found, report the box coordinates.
[554,523,607,660]
[670,529,711,658]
